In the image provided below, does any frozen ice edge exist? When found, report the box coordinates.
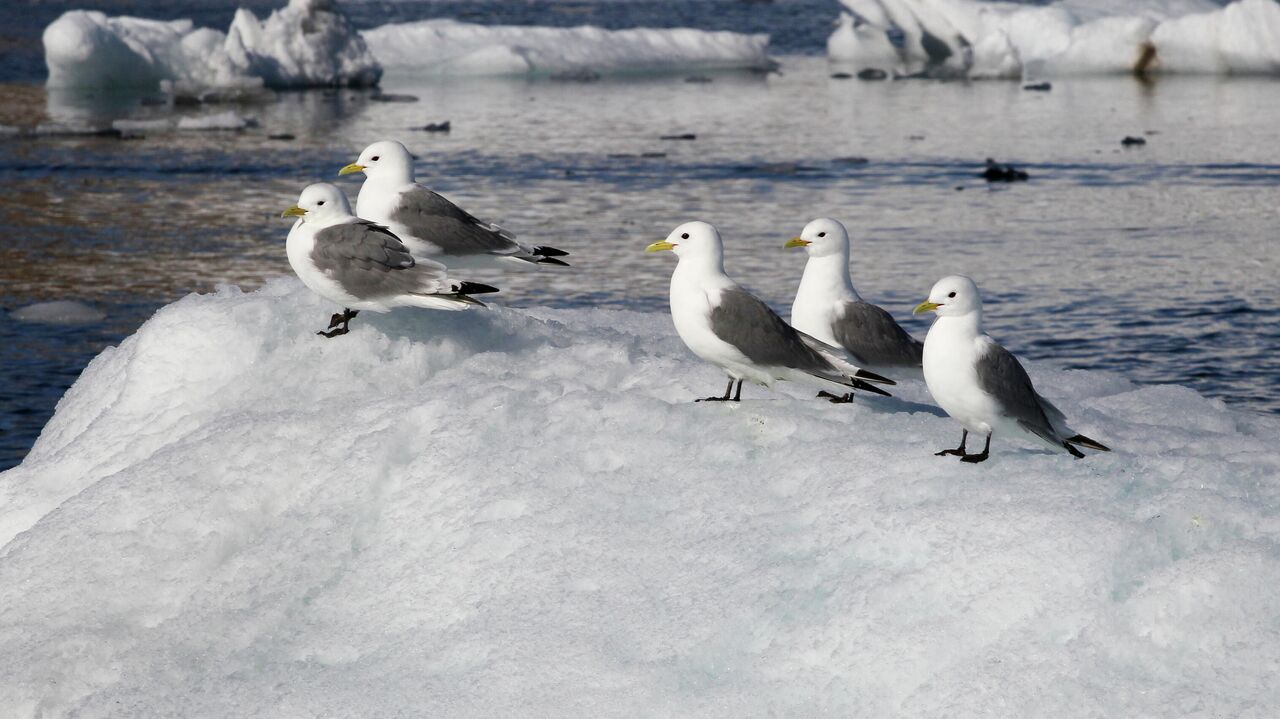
[1,278,1278,716]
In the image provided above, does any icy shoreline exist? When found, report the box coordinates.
[2,280,1278,716]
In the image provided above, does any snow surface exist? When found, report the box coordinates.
[2,279,1278,716]
[363,19,774,77]
[42,0,380,93]
[829,0,1280,79]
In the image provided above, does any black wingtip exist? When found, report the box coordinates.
[855,368,896,386]
[456,281,500,295]
[532,245,570,257]
[850,378,893,397]
[536,256,571,266]
[1066,434,1110,452]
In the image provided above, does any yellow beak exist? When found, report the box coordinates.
[281,205,307,218]
[784,237,811,248]
[338,163,366,176]
[645,240,677,253]
[913,301,941,315]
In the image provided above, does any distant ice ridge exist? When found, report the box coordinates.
[42,0,381,93]
[829,0,1280,79]
[2,280,1279,716]
[363,19,774,77]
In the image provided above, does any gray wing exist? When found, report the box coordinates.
[975,341,1064,445]
[831,301,923,368]
[709,288,832,373]
[391,185,525,257]
[312,221,449,300]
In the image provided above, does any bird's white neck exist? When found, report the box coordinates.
[928,310,984,344]
[796,251,860,305]
[671,251,732,292]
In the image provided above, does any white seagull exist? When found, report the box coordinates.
[787,217,922,402]
[282,183,498,338]
[339,140,569,269]
[646,221,895,402]
[913,275,1110,462]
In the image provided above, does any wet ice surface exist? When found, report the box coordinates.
[1,55,1278,467]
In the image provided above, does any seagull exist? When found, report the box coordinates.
[913,275,1110,462]
[786,218,921,403]
[646,221,895,402]
[339,140,569,269]
[281,183,498,338]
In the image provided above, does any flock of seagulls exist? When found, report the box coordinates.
[282,139,1108,462]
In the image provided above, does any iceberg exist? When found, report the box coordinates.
[42,0,380,93]
[2,280,1278,715]
[829,0,1280,79]
[362,20,775,77]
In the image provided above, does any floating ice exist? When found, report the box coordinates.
[829,0,1280,79]
[42,0,380,94]
[8,300,106,324]
[360,19,774,77]
[176,111,255,131]
[2,280,1278,715]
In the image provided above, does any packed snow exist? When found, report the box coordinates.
[829,0,1280,79]
[2,280,1278,716]
[362,20,774,77]
[42,0,380,94]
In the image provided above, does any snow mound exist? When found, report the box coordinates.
[2,280,1279,716]
[363,19,774,77]
[829,0,1280,79]
[42,0,380,93]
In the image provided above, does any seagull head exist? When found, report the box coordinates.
[785,217,849,258]
[646,221,723,262]
[281,183,352,223]
[915,275,981,318]
[339,140,414,183]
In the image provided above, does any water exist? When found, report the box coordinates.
[1,1,1277,470]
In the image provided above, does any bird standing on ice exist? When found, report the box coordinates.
[646,221,895,402]
[282,183,498,338]
[913,275,1109,462]
[339,140,569,269]
[787,218,922,402]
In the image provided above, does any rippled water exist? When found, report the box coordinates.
[3,34,1279,468]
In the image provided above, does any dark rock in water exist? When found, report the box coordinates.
[1022,81,1052,91]
[417,121,451,133]
[982,158,1029,182]
[370,92,418,103]
[551,69,601,82]
[268,133,296,141]
[1121,136,1147,146]
[830,72,853,80]
[140,96,168,107]
[684,75,712,84]
[908,134,925,141]
[834,156,869,165]
[641,152,667,158]
[660,133,697,141]
[857,68,889,81]
[955,186,965,191]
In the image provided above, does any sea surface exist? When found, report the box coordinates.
[1,0,1276,470]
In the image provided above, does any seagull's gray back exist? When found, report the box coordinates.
[832,300,924,368]
[975,341,1064,444]
[391,185,521,256]
[312,220,448,299]
[710,287,832,372]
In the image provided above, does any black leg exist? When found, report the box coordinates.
[317,308,358,338]
[731,379,743,402]
[816,391,854,404]
[697,378,736,402]
[936,430,968,457]
[960,433,992,463]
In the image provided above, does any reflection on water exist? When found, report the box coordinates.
[1,56,1278,469]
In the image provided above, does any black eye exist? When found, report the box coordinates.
[947,291,956,298]
[371,156,379,161]
[681,233,689,239]
[818,232,826,237]
[317,200,325,206]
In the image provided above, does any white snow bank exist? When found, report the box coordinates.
[2,280,1279,716]
[829,0,1280,79]
[43,0,380,93]
[363,19,774,77]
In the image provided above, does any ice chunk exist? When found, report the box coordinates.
[362,19,775,77]
[8,300,106,324]
[1,279,1278,715]
[42,0,379,93]
[176,111,253,131]
[829,0,1280,79]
